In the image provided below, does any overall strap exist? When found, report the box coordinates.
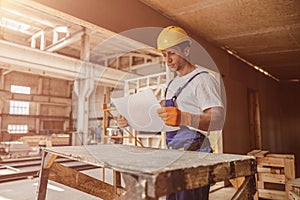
[164,79,174,98]
[165,71,208,100]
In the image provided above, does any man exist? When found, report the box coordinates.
[95,122,102,143]
[117,26,224,200]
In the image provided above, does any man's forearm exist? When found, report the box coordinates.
[189,107,224,131]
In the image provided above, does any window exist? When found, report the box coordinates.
[9,101,29,115]
[7,124,28,134]
[11,85,31,94]
[10,85,31,115]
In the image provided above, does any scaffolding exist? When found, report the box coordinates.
[102,71,171,148]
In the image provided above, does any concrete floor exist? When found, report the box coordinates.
[209,186,236,199]
[0,168,236,200]
[0,168,104,200]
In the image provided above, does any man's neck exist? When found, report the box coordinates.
[177,62,196,76]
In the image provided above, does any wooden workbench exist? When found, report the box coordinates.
[37,144,256,200]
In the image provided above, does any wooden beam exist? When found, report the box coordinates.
[113,170,122,195]
[44,154,57,168]
[232,175,256,200]
[2,69,13,75]
[15,0,161,57]
[37,151,51,200]
[0,40,140,82]
[37,167,50,200]
[45,29,84,52]
[149,159,256,197]
[48,162,120,200]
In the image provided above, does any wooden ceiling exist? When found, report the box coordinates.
[140,0,300,82]
[0,0,163,82]
[1,0,299,82]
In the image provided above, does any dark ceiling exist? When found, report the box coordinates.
[140,0,300,82]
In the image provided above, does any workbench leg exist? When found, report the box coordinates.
[36,152,50,200]
[113,170,122,195]
[231,175,256,200]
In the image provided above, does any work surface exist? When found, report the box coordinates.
[39,144,256,199]
[45,144,254,175]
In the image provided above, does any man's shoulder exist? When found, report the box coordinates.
[190,67,210,80]
[194,65,209,73]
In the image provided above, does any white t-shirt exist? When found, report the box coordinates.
[165,66,224,115]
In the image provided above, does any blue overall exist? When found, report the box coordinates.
[165,71,212,200]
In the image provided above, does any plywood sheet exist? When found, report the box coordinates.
[45,144,254,175]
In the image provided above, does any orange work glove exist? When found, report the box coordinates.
[157,107,191,126]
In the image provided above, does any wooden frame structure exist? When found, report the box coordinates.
[37,144,257,199]
[248,150,295,199]
[102,96,143,147]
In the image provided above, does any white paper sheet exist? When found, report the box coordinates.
[111,88,179,132]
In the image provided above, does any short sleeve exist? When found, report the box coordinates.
[195,73,224,111]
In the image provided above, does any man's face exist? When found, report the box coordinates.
[161,46,186,72]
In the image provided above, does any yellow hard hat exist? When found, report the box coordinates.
[157,26,191,51]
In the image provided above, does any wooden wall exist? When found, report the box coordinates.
[0,71,72,141]
[280,83,300,177]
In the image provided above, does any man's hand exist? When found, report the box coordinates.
[157,107,191,126]
[116,114,128,128]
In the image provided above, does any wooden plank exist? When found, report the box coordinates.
[258,173,286,184]
[285,159,296,198]
[254,150,269,158]
[113,170,122,195]
[284,159,296,196]
[37,151,50,200]
[231,175,256,200]
[44,154,57,169]
[234,159,256,178]
[44,145,255,175]
[253,192,259,200]
[284,158,296,180]
[267,154,294,159]
[257,157,285,167]
[230,177,245,189]
[258,188,286,199]
[147,168,196,197]
[257,166,281,174]
[49,162,120,200]
[247,150,261,156]
[257,180,264,189]
[148,159,256,198]
[37,168,50,200]
[12,93,32,101]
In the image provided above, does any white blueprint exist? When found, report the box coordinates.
[111,88,179,132]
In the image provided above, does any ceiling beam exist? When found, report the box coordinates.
[16,0,161,56]
[45,29,85,52]
[0,39,140,84]
[2,69,13,75]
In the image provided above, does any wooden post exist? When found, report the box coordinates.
[113,170,122,195]
[102,94,107,144]
[37,151,57,200]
